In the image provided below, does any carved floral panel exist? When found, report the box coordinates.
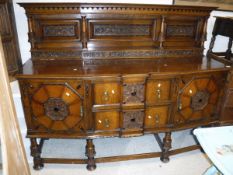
[43,25,76,37]
[94,24,150,36]
[166,25,194,37]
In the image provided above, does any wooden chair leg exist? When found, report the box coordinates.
[161,132,172,163]
[207,35,216,57]
[226,38,233,60]
[30,138,44,170]
[85,139,96,171]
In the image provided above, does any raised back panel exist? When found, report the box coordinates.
[19,3,215,63]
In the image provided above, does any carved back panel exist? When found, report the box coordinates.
[19,3,215,63]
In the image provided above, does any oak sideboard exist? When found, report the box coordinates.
[16,3,233,171]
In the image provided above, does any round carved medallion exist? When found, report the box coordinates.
[44,98,68,121]
[191,91,210,111]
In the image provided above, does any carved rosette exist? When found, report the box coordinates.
[191,91,210,111]
[30,84,84,131]
[123,111,144,129]
[44,98,69,121]
[123,83,145,104]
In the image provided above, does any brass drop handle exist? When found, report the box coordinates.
[104,119,110,128]
[80,105,84,118]
[178,102,182,110]
[156,89,161,99]
[155,114,160,125]
[103,91,109,101]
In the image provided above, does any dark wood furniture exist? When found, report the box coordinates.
[17,3,233,171]
[207,16,233,62]
[0,0,22,78]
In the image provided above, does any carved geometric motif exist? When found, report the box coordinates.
[94,24,150,36]
[44,25,75,37]
[167,25,194,37]
[123,111,144,129]
[123,83,145,104]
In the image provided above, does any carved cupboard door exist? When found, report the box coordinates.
[0,0,22,77]
[20,80,87,136]
[174,72,227,125]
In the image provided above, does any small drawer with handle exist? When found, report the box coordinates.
[94,111,120,131]
[144,106,169,128]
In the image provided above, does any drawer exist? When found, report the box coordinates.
[94,83,121,105]
[144,106,169,128]
[95,111,120,131]
[123,83,145,104]
[146,80,171,103]
[122,110,144,129]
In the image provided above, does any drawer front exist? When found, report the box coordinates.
[145,106,169,128]
[21,80,86,133]
[95,111,120,131]
[146,80,171,103]
[123,82,145,104]
[94,83,121,105]
[122,110,144,129]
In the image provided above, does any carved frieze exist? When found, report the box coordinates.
[32,49,202,61]
[123,111,144,129]
[166,25,194,37]
[94,24,150,36]
[44,25,75,37]
[123,83,145,104]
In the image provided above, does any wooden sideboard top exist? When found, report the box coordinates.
[17,57,230,78]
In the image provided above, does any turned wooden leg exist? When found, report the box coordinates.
[30,138,44,170]
[226,38,233,60]
[85,139,96,171]
[161,132,172,163]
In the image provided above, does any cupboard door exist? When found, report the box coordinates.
[175,73,226,125]
[22,80,86,133]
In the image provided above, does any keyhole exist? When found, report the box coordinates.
[77,84,81,89]
[198,99,203,103]
[54,107,59,112]
[131,91,137,96]
[131,118,136,122]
